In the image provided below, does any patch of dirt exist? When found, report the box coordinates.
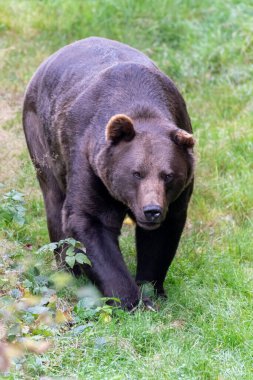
[0,97,26,186]
[0,239,19,256]
[0,98,16,125]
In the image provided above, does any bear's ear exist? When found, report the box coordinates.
[170,128,195,148]
[105,114,135,144]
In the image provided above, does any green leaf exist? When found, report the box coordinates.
[94,337,107,349]
[75,252,91,265]
[38,242,58,253]
[10,288,23,299]
[58,238,85,251]
[71,323,93,335]
[13,213,25,226]
[58,239,67,246]
[32,328,54,337]
[4,190,24,202]
[77,297,97,310]
[66,246,75,256]
[27,306,49,315]
[65,255,75,268]
[33,266,40,276]
[100,297,121,304]
[23,279,33,289]
[75,241,86,251]
[35,275,49,287]
[8,323,21,342]
[63,238,77,247]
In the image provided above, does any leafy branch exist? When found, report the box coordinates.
[38,238,91,268]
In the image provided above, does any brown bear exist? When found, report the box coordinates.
[23,37,195,310]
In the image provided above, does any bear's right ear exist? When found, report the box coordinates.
[105,114,135,144]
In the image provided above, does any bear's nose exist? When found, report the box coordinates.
[143,205,162,222]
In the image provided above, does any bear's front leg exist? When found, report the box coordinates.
[135,182,193,297]
[63,202,141,310]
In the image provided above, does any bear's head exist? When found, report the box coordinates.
[97,114,195,230]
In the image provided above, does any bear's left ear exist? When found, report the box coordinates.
[170,128,195,148]
[105,114,135,144]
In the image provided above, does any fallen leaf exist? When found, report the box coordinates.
[55,310,68,324]
[21,292,41,306]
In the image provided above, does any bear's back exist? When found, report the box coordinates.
[27,37,156,100]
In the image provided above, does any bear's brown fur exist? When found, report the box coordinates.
[23,37,195,310]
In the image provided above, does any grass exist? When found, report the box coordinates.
[0,0,253,379]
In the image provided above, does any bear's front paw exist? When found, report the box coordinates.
[128,297,157,312]
[142,297,157,312]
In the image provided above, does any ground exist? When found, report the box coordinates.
[0,1,253,379]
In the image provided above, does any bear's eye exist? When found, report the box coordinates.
[163,173,174,183]
[133,171,142,179]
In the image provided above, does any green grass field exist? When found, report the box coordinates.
[0,1,253,379]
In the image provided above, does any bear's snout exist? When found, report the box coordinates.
[143,204,162,223]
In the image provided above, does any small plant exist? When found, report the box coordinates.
[38,238,91,269]
[74,296,121,323]
[0,190,26,227]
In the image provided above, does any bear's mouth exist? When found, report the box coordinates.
[137,221,161,230]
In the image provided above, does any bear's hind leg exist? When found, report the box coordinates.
[37,173,66,268]
[23,109,67,267]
